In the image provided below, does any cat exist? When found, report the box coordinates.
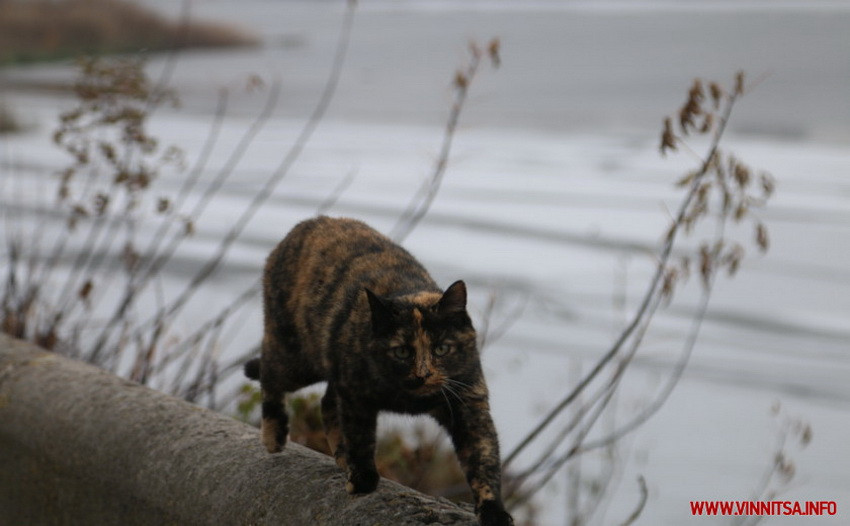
[244,216,513,526]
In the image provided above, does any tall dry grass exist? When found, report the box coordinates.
[501,73,778,523]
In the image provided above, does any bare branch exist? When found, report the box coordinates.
[504,73,776,512]
[390,38,500,242]
[124,0,357,381]
[619,476,648,526]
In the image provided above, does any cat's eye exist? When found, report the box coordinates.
[391,346,411,359]
[434,342,455,357]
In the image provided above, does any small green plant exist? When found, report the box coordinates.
[236,383,263,424]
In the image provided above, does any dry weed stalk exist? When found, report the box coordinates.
[0,0,358,407]
[1,56,183,357]
[126,0,358,387]
[732,404,812,526]
[502,72,776,518]
[390,38,501,242]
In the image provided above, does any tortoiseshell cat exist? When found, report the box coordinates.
[244,216,513,526]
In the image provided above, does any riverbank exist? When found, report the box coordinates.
[0,0,257,66]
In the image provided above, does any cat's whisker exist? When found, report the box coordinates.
[439,386,455,425]
[446,378,474,393]
[441,381,470,411]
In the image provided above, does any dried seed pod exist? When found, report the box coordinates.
[760,172,776,198]
[676,170,697,188]
[661,266,678,301]
[79,280,94,304]
[115,170,129,185]
[454,70,469,90]
[733,162,751,189]
[99,141,117,163]
[711,151,727,185]
[776,452,795,482]
[735,202,749,222]
[696,181,711,206]
[93,193,109,215]
[60,167,75,184]
[699,244,713,288]
[677,78,707,135]
[660,117,677,155]
[72,204,89,218]
[721,188,732,214]
[157,197,171,214]
[700,112,714,133]
[724,244,745,277]
[734,71,746,96]
[755,222,770,252]
[800,424,812,447]
[679,99,701,134]
[689,79,705,105]
[487,38,501,68]
[709,82,723,109]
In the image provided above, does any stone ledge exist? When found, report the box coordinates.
[0,334,476,525]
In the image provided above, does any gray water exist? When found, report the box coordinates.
[139,0,850,139]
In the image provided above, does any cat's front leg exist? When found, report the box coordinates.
[477,500,514,526]
[337,397,379,494]
[321,382,346,469]
[433,398,514,526]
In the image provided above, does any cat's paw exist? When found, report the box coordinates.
[333,447,348,470]
[261,418,287,453]
[345,467,379,495]
[477,500,514,526]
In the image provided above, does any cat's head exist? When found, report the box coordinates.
[364,280,480,396]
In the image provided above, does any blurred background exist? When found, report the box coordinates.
[1,1,848,524]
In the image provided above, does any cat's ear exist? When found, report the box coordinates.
[437,280,467,314]
[365,288,394,335]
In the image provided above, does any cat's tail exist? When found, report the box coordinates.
[244,358,261,380]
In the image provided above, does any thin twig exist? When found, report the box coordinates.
[503,85,740,471]
[390,40,498,242]
[140,0,357,347]
[316,168,358,216]
[88,87,233,363]
[619,476,648,526]
[574,250,717,456]
[155,280,260,387]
